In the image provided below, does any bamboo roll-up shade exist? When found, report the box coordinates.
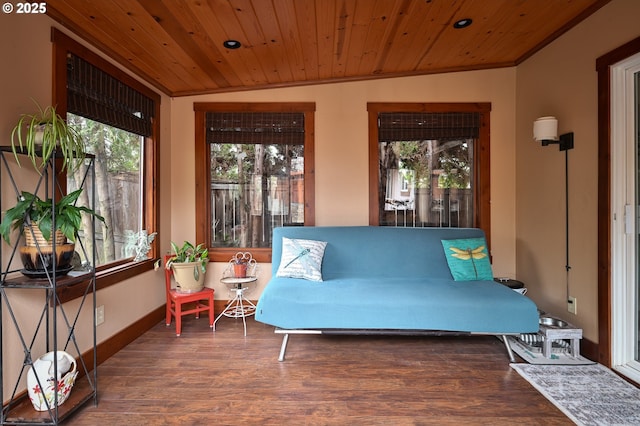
[378,112,480,142]
[67,53,155,137]
[206,112,305,145]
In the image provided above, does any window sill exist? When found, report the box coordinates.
[56,259,156,304]
[210,248,272,264]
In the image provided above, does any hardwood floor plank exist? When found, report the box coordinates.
[65,315,572,425]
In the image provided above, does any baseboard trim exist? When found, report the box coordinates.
[581,337,598,363]
[214,299,257,314]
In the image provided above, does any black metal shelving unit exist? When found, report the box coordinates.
[0,146,98,425]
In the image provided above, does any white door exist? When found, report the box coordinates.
[611,52,640,383]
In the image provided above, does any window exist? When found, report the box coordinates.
[368,103,491,241]
[194,103,315,263]
[66,114,144,266]
[52,29,159,295]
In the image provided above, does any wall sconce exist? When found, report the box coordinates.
[532,116,574,303]
[533,116,574,151]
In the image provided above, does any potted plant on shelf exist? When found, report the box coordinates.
[164,241,209,293]
[0,189,105,276]
[11,102,85,172]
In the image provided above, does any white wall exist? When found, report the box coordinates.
[515,0,640,341]
[171,69,519,298]
[0,14,169,396]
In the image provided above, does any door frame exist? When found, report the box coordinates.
[597,35,640,368]
[610,52,640,382]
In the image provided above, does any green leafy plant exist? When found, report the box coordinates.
[11,102,85,172]
[0,189,105,244]
[164,241,209,273]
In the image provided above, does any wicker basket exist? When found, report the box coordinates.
[24,224,66,247]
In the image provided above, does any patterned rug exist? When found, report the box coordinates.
[511,363,640,425]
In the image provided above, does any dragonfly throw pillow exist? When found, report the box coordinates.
[276,237,328,281]
[441,238,493,281]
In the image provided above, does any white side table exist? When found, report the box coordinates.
[214,276,257,336]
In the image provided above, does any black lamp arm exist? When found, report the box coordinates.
[541,132,574,151]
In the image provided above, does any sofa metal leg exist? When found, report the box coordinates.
[502,335,516,362]
[278,333,290,362]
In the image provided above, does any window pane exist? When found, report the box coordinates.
[67,114,143,266]
[379,139,473,227]
[210,143,304,248]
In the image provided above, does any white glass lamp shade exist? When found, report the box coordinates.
[533,116,558,141]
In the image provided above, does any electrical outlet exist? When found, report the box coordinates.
[567,297,577,315]
[96,305,105,325]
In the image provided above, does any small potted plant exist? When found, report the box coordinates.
[0,189,105,275]
[11,102,85,173]
[164,241,209,293]
[227,252,255,278]
[233,256,248,278]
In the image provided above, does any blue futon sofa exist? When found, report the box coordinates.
[255,226,539,361]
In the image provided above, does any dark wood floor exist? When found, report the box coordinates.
[66,315,571,425]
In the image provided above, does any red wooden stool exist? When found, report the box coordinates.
[164,254,214,336]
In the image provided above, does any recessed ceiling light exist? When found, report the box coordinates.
[453,18,472,29]
[223,40,241,49]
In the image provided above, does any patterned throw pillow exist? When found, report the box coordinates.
[441,237,493,281]
[276,237,328,282]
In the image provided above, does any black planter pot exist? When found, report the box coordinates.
[19,243,75,277]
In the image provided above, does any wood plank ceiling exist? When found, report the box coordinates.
[46,0,611,97]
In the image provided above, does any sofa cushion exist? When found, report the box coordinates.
[256,276,538,333]
[441,237,493,281]
[276,237,327,281]
[270,226,487,280]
